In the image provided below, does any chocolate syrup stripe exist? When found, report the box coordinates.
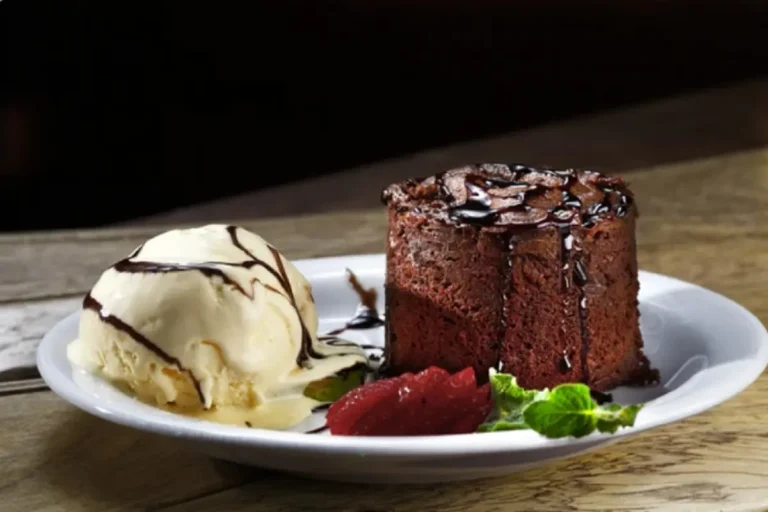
[229,228,365,365]
[268,245,295,302]
[128,243,144,258]
[311,403,332,413]
[225,225,337,365]
[575,260,591,382]
[322,338,382,351]
[112,259,276,301]
[590,389,614,405]
[321,269,385,338]
[573,257,591,381]
[86,225,366,409]
[82,294,207,405]
[434,170,454,202]
[324,309,385,337]
[225,226,296,300]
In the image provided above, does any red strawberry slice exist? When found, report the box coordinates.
[365,366,450,436]
[326,366,491,437]
[440,381,492,434]
[327,374,406,435]
[445,383,492,434]
[347,372,420,435]
[409,367,478,435]
[431,368,483,434]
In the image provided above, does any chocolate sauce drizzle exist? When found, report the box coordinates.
[324,269,385,337]
[83,293,207,405]
[442,165,632,386]
[312,269,386,390]
[574,258,591,382]
[86,225,366,408]
[112,259,271,300]
[305,424,329,434]
[323,338,382,351]
[110,226,331,367]
[446,166,631,229]
[434,170,455,203]
[229,227,363,366]
[311,403,332,413]
[226,226,329,366]
[590,389,614,405]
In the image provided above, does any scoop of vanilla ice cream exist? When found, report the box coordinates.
[67,224,366,429]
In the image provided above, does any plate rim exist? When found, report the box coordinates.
[36,253,768,457]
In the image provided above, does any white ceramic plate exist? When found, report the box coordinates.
[37,254,768,483]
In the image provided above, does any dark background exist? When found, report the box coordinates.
[2,1,767,232]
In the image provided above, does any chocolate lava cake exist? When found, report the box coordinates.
[381,164,659,391]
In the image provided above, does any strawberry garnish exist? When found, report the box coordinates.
[326,366,491,436]
[326,374,406,435]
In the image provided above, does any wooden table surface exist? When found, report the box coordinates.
[130,78,768,227]
[3,98,768,510]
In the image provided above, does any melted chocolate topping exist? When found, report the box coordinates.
[437,165,632,230]
[324,269,385,337]
[575,258,591,382]
[83,294,206,405]
[112,259,268,300]
[305,424,329,434]
[590,389,614,405]
[344,309,385,331]
[313,270,386,382]
[450,166,630,386]
[322,338,382,351]
[311,403,332,413]
[87,225,367,408]
[229,227,360,365]
[386,165,634,387]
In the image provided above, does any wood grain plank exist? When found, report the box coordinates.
[155,376,768,512]
[5,213,768,377]
[2,147,768,304]
[2,147,768,510]
[1,376,764,512]
[0,297,80,380]
[0,391,252,512]
[154,148,768,511]
[2,150,768,377]
[0,210,387,303]
[3,226,768,383]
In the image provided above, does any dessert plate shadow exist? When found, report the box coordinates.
[37,254,768,484]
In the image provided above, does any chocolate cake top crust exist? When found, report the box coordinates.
[382,163,658,391]
[381,164,635,231]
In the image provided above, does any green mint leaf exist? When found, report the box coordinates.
[477,369,546,432]
[523,383,644,438]
[522,383,597,438]
[595,403,643,434]
[489,370,540,410]
[477,370,645,438]
[303,366,365,402]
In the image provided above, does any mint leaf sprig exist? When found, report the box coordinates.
[478,369,643,438]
